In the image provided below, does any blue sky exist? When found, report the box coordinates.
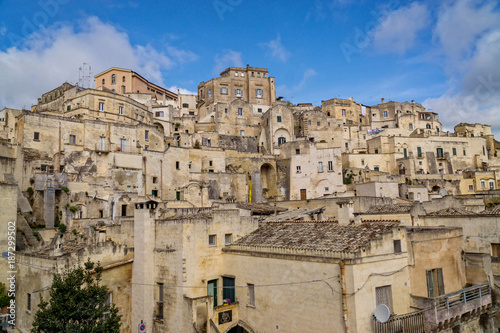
[1,0,499,135]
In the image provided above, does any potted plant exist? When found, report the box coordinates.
[223,298,231,305]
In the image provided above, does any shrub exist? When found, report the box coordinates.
[61,187,69,193]
[27,187,34,195]
[58,224,67,233]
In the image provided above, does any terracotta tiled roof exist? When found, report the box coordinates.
[364,204,413,214]
[479,205,500,215]
[236,203,287,215]
[427,207,477,216]
[263,207,325,222]
[231,221,399,253]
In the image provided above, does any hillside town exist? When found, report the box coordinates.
[1,65,499,332]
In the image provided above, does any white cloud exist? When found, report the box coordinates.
[422,1,500,136]
[0,16,197,109]
[259,34,291,62]
[213,50,243,75]
[277,69,317,100]
[167,86,197,95]
[434,0,500,65]
[0,26,6,36]
[372,2,430,54]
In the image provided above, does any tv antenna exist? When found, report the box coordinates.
[373,304,390,323]
[78,63,92,89]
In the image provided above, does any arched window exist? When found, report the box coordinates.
[111,74,116,84]
[278,137,286,145]
[102,78,105,85]
[122,76,126,82]
[426,124,431,129]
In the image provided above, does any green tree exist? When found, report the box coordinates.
[31,260,121,333]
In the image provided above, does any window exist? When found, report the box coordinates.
[361,159,365,166]
[393,240,401,253]
[235,89,243,97]
[141,116,144,122]
[316,121,320,126]
[182,103,189,108]
[155,111,163,117]
[468,185,474,191]
[255,89,264,98]
[463,149,466,156]
[111,74,116,84]
[122,76,126,82]
[225,108,228,114]
[152,189,158,197]
[296,166,301,173]
[436,148,444,158]
[417,147,422,158]
[489,181,495,190]
[375,286,393,312]
[409,123,413,130]
[417,193,421,200]
[122,85,125,94]
[240,130,245,137]
[426,268,445,297]
[345,142,349,149]
[318,162,323,172]
[308,120,311,125]
[277,116,282,122]
[481,180,486,188]
[176,161,180,170]
[374,149,379,154]
[426,124,431,129]
[222,277,235,303]
[403,148,407,158]
[120,139,126,152]
[99,210,104,218]
[152,176,158,184]
[324,187,329,192]
[452,148,457,156]
[157,283,164,319]
[248,284,255,306]
[483,146,486,155]
[209,160,213,167]
[342,109,346,117]
[27,293,31,311]
[67,105,71,111]
[145,130,149,141]
[492,243,500,257]
[119,106,123,115]
[238,108,243,116]
[277,137,286,145]
[225,234,232,245]
[207,89,212,97]
[208,280,218,307]
[209,234,216,247]
[383,111,388,118]
[258,108,262,113]
[296,149,300,155]
[374,166,380,171]
[69,135,76,145]
[328,161,333,171]
[102,78,105,85]
[99,102,104,111]
[121,204,127,216]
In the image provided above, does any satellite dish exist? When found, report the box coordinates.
[374,304,391,323]
[439,188,447,196]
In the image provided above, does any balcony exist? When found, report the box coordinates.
[187,296,245,333]
[95,143,110,153]
[411,283,491,332]
[373,310,425,333]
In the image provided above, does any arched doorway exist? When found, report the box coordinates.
[260,163,276,201]
[227,325,249,333]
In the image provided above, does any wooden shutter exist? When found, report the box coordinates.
[426,270,434,297]
[437,268,445,296]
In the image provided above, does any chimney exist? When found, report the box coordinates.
[411,100,415,104]
[336,199,354,225]
[381,98,385,103]
[349,97,353,101]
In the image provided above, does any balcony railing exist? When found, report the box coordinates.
[373,310,425,333]
[411,283,491,332]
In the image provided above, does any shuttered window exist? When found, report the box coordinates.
[426,268,444,297]
[375,285,393,312]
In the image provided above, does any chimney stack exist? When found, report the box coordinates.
[336,199,354,226]
[381,98,385,103]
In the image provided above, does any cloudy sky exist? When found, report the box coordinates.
[0,0,499,135]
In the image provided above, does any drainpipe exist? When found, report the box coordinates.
[340,262,349,333]
[58,122,61,171]
[160,159,163,201]
[143,156,147,197]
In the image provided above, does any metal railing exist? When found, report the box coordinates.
[373,311,425,333]
[434,283,490,311]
